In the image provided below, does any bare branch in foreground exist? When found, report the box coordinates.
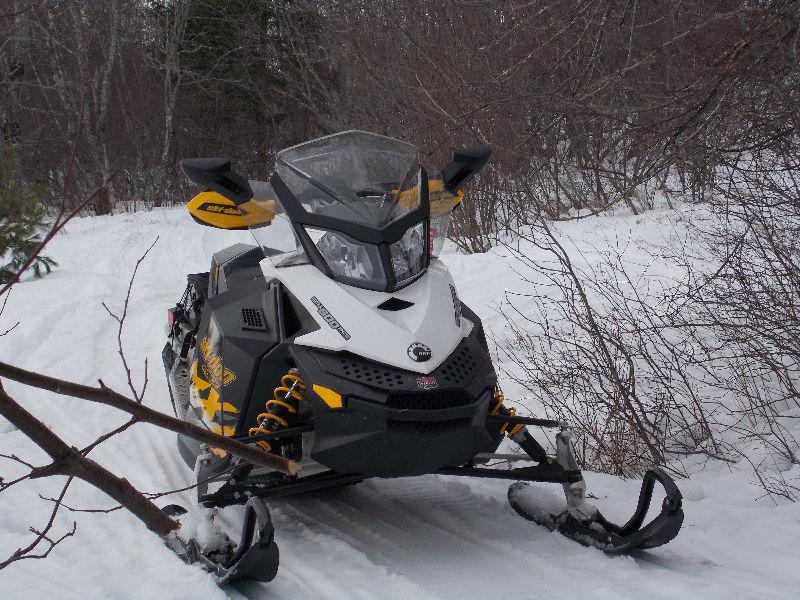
[0,362,297,475]
[0,383,178,569]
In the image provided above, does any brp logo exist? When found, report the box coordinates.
[407,342,432,363]
[416,376,438,390]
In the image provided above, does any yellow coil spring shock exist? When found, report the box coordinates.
[248,369,306,452]
[490,388,525,438]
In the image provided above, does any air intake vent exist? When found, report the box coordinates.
[241,307,267,331]
[387,417,471,433]
[377,297,414,311]
[385,390,471,410]
[439,345,476,384]
[337,358,406,388]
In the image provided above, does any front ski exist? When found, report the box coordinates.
[486,402,684,554]
[205,497,279,584]
[508,468,684,553]
[165,496,280,584]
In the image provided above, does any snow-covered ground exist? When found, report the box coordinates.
[1,206,798,599]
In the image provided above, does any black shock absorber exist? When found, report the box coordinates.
[248,368,306,453]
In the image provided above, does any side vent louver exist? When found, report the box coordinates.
[241,307,267,331]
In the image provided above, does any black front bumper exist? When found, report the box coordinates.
[291,324,500,477]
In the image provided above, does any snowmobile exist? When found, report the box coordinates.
[162,130,683,584]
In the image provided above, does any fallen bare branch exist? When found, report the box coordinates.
[0,362,298,475]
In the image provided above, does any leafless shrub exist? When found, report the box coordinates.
[498,152,800,498]
[331,0,800,251]
[497,216,727,477]
[681,149,800,499]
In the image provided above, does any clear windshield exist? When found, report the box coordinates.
[275,130,421,228]
[245,131,459,289]
[245,180,300,257]
[244,172,459,271]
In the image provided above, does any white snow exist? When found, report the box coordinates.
[1,206,799,599]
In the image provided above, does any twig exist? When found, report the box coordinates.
[79,417,137,457]
[0,477,77,569]
[101,237,159,402]
[0,290,19,336]
[0,381,179,544]
[40,463,240,514]
[0,453,35,469]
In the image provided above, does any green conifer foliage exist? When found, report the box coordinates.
[0,146,56,283]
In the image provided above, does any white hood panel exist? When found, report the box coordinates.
[265,259,471,374]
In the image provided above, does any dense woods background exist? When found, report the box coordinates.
[2,0,799,492]
[1,2,796,220]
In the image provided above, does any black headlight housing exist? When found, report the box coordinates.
[270,168,431,292]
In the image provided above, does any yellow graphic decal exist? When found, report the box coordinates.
[187,191,275,230]
[199,336,236,389]
[210,423,236,437]
[313,384,343,409]
[190,358,239,451]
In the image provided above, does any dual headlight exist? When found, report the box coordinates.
[305,212,451,291]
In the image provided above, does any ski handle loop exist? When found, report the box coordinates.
[597,467,682,537]
[596,467,683,552]
[215,497,279,584]
[223,499,260,569]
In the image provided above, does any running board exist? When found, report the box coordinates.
[508,467,684,553]
[200,470,366,507]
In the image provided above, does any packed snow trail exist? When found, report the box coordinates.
[1,207,798,599]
